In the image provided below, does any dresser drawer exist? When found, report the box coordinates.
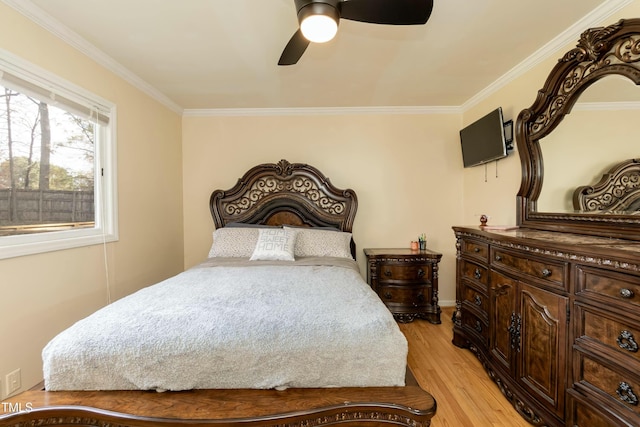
[377,284,431,307]
[577,304,640,364]
[460,239,489,262]
[576,266,640,309]
[568,391,632,427]
[577,353,640,416]
[460,260,488,286]
[461,283,489,318]
[492,248,567,288]
[461,309,489,347]
[377,263,432,284]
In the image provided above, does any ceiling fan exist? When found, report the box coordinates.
[278,0,434,65]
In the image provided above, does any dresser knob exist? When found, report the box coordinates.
[541,268,552,278]
[617,382,639,406]
[475,321,483,333]
[495,255,502,261]
[384,292,393,300]
[384,269,392,277]
[474,295,482,306]
[620,288,635,299]
[417,268,425,278]
[474,269,482,280]
[474,247,480,253]
[617,331,639,353]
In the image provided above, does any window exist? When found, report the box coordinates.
[0,50,117,259]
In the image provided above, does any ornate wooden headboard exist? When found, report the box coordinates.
[210,159,358,232]
[573,158,640,213]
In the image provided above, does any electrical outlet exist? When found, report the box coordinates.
[6,369,21,396]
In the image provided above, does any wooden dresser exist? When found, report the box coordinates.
[364,248,442,323]
[453,226,640,427]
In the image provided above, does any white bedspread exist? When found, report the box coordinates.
[43,257,408,391]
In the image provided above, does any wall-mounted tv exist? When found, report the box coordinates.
[459,107,511,168]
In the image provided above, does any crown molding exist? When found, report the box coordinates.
[1,0,184,114]
[183,105,461,117]
[574,101,640,111]
[461,0,634,112]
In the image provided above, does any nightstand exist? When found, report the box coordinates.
[364,248,442,323]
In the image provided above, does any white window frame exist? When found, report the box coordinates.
[0,49,118,259]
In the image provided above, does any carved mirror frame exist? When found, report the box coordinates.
[516,18,640,240]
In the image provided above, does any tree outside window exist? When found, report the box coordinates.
[0,52,117,259]
[0,85,96,235]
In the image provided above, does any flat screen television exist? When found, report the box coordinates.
[459,107,509,168]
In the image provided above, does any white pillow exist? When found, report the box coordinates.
[250,228,297,261]
[284,227,352,259]
[208,227,261,258]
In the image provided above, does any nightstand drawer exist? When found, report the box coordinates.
[364,248,442,324]
[378,284,431,307]
[377,263,432,284]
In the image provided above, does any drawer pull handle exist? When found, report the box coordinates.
[474,247,480,253]
[384,292,393,300]
[384,269,392,277]
[620,288,635,299]
[508,312,522,352]
[495,255,502,261]
[475,321,482,333]
[417,293,425,302]
[617,382,639,406]
[617,330,639,353]
[417,268,425,278]
[541,268,552,278]
[474,269,482,280]
[474,295,482,306]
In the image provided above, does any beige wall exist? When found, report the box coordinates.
[181,112,464,304]
[0,3,184,397]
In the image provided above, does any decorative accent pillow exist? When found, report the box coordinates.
[284,227,353,259]
[250,228,297,261]
[208,227,261,258]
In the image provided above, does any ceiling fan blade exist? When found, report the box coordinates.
[278,29,310,66]
[339,0,433,25]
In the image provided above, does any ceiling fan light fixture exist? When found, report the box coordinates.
[298,3,339,43]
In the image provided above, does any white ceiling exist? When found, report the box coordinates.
[6,0,629,112]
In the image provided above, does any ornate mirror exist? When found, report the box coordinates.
[516,18,640,240]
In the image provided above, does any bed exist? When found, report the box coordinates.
[0,159,436,426]
[573,158,640,213]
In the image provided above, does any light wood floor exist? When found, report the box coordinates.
[400,307,531,427]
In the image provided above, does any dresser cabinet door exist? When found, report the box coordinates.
[517,283,568,418]
[490,269,569,419]
[490,270,517,373]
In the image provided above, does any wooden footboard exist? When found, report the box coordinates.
[0,370,436,427]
